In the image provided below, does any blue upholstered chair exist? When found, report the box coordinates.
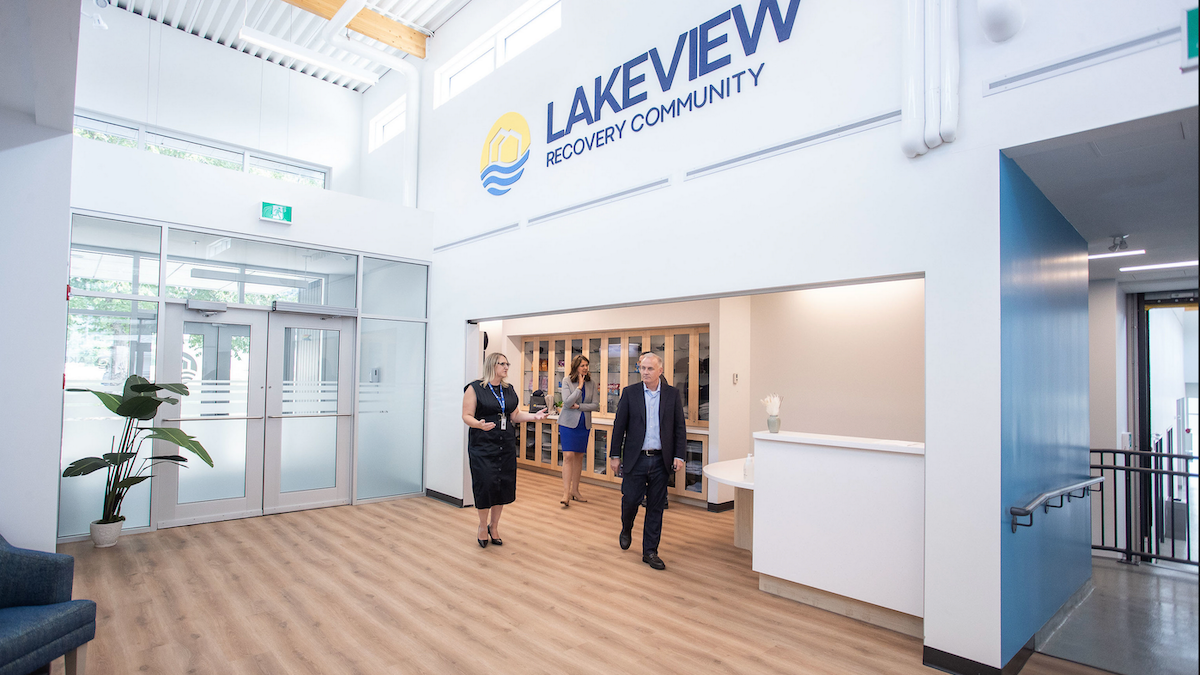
[0,535,96,675]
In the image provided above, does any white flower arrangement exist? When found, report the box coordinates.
[761,394,782,416]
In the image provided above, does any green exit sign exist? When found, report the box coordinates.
[1185,7,1199,70]
[261,202,292,223]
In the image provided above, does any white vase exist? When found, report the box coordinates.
[767,415,780,433]
[89,519,123,548]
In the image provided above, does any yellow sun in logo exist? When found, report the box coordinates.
[480,112,531,196]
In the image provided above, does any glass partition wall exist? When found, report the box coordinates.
[59,214,428,539]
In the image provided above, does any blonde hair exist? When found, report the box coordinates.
[482,352,509,384]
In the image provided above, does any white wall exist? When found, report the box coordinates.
[74,6,364,193]
[360,68,411,206]
[0,114,73,552]
[71,137,433,259]
[417,0,1197,666]
[749,279,925,443]
[0,0,79,552]
[1089,280,1128,450]
[716,296,751,504]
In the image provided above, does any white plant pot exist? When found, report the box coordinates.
[89,519,123,548]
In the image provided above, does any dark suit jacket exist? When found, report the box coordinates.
[611,380,686,473]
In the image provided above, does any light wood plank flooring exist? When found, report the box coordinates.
[55,469,1105,675]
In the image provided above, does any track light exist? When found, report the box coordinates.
[1107,235,1129,252]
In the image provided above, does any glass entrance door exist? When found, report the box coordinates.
[155,305,267,527]
[263,313,355,514]
[155,307,354,526]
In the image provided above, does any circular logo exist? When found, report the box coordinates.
[480,112,531,196]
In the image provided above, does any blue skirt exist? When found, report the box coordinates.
[560,415,589,453]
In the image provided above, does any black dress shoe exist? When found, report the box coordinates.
[643,553,666,570]
[488,525,503,546]
[477,537,488,548]
[619,530,632,550]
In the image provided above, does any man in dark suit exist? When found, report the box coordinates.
[609,352,686,570]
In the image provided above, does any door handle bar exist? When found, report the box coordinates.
[161,416,265,422]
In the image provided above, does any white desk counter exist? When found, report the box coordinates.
[703,459,754,550]
[752,430,925,637]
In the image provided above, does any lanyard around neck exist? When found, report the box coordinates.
[487,382,505,411]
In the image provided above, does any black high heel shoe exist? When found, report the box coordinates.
[488,525,503,546]
[477,526,488,548]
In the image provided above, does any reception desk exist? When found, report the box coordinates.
[702,459,754,550]
[752,431,925,638]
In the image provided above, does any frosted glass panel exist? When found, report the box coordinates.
[181,322,251,417]
[357,319,426,499]
[361,258,427,318]
[282,328,339,414]
[59,300,157,537]
[280,417,337,492]
[178,419,247,503]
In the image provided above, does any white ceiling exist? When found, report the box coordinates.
[1007,107,1199,290]
[108,0,471,91]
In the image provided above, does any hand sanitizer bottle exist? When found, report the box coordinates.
[743,451,754,481]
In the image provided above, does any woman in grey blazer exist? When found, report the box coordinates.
[558,355,600,506]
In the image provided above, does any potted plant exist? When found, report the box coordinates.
[62,374,212,547]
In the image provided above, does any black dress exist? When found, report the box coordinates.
[466,380,519,509]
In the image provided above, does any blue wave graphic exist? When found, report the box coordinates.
[480,149,529,196]
[482,170,524,189]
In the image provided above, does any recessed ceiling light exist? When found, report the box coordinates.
[1089,249,1146,260]
[1119,260,1199,272]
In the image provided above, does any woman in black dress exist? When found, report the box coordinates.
[462,352,549,547]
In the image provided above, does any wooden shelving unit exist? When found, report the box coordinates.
[513,326,710,499]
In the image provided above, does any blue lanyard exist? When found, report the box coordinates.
[487,382,505,413]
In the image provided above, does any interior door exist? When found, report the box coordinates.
[155,304,267,528]
[263,313,355,514]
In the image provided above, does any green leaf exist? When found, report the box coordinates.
[145,427,214,467]
[150,455,189,463]
[158,383,190,396]
[115,396,165,420]
[102,452,137,466]
[62,457,111,477]
[113,475,151,490]
[68,389,123,415]
[123,374,150,401]
[131,382,188,396]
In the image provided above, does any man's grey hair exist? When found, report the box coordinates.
[638,352,664,368]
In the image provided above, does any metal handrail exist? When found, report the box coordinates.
[1010,477,1104,533]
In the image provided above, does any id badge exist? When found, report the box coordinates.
[500,416,507,431]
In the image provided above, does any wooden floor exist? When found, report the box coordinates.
[56,469,1106,675]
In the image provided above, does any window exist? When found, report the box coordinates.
[368,96,407,153]
[434,0,561,107]
[144,131,244,172]
[73,115,138,148]
[72,113,329,189]
[248,155,326,188]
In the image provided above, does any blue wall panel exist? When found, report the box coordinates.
[999,153,1091,663]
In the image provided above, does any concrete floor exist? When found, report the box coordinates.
[1039,557,1199,675]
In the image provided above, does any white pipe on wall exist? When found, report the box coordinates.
[939,0,959,142]
[923,0,942,149]
[322,0,421,208]
[900,0,929,157]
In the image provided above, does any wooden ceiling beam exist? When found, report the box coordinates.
[278,0,426,59]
